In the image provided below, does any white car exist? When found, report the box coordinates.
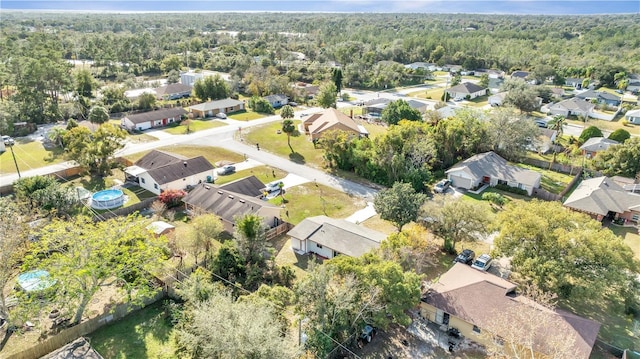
[215,112,227,119]
[2,135,15,146]
[264,180,284,193]
[471,254,493,271]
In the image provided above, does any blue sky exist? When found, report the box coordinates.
[1,1,639,14]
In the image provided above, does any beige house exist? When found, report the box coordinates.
[189,98,244,118]
[446,82,487,100]
[120,108,186,131]
[563,176,640,223]
[579,137,619,158]
[420,264,600,358]
[303,108,368,140]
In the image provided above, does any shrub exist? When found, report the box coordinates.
[494,184,528,196]
[578,126,603,144]
[608,128,631,143]
[158,189,187,208]
[482,192,507,207]
[621,119,629,126]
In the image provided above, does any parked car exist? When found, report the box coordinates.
[2,135,15,146]
[434,179,451,193]
[453,249,476,265]
[264,180,284,193]
[215,112,227,119]
[217,165,235,175]
[534,119,548,128]
[360,325,377,344]
[471,254,493,271]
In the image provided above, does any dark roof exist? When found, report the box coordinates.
[146,156,214,185]
[182,184,279,224]
[41,337,104,359]
[134,150,187,170]
[218,175,265,197]
[124,108,186,125]
[511,70,530,78]
[576,89,621,102]
[447,82,486,94]
[154,83,192,96]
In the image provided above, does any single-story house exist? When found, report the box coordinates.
[626,74,640,92]
[547,97,595,118]
[41,337,104,359]
[294,82,320,99]
[510,70,530,80]
[563,176,640,223]
[576,89,621,107]
[154,83,193,100]
[303,108,368,140]
[182,183,283,233]
[487,78,504,94]
[579,137,619,158]
[436,105,461,119]
[488,92,508,106]
[445,151,541,196]
[264,94,289,108]
[420,263,600,359]
[529,128,558,154]
[218,175,265,198]
[565,78,584,89]
[550,87,565,100]
[180,70,232,87]
[404,62,437,72]
[446,82,487,100]
[364,98,428,117]
[120,107,186,131]
[287,215,387,259]
[189,98,244,118]
[147,221,176,237]
[124,150,214,195]
[625,109,640,124]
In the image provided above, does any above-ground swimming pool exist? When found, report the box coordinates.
[91,189,125,209]
[17,270,56,292]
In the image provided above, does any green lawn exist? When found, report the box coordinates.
[406,87,445,101]
[163,119,227,135]
[566,118,640,136]
[128,133,159,144]
[271,235,312,282]
[0,140,65,174]
[89,302,178,359]
[464,95,489,107]
[125,145,244,166]
[228,109,267,121]
[514,163,575,194]
[609,225,640,261]
[360,121,388,139]
[243,121,325,168]
[214,165,288,185]
[269,182,365,225]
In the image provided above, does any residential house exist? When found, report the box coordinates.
[182,183,283,233]
[189,98,244,118]
[488,92,508,106]
[530,128,558,154]
[625,109,640,124]
[42,337,104,359]
[404,62,437,72]
[550,87,565,99]
[487,78,504,94]
[120,107,186,131]
[563,176,640,223]
[294,82,320,99]
[123,150,214,195]
[303,108,368,140]
[445,151,541,196]
[565,78,584,89]
[180,70,232,87]
[154,83,193,101]
[264,94,289,108]
[627,74,640,92]
[576,89,621,107]
[436,105,461,119]
[363,98,428,117]
[579,137,619,158]
[218,175,266,198]
[548,97,595,118]
[420,263,600,359]
[510,70,530,80]
[288,215,387,259]
[446,82,487,100]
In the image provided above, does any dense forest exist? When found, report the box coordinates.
[0,12,639,128]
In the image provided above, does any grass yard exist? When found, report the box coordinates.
[163,119,227,135]
[0,140,65,174]
[269,182,365,225]
[406,87,445,101]
[337,106,364,117]
[360,214,398,235]
[214,165,287,185]
[566,118,640,136]
[89,302,178,359]
[271,235,313,281]
[243,121,325,168]
[228,109,267,121]
[128,133,159,144]
[360,121,388,139]
[125,145,244,166]
[609,225,640,261]
[464,95,489,107]
[514,163,575,194]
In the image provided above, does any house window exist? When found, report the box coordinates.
[473,325,481,334]
[154,184,158,190]
[316,244,323,249]
[141,178,146,184]
[497,179,507,186]
[633,214,639,221]
[518,183,526,190]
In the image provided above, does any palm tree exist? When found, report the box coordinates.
[547,115,566,164]
[47,127,67,148]
[281,119,296,153]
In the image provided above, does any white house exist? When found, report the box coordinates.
[446,82,487,100]
[264,94,289,108]
[154,83,193,100]
[489,92,508,106]
[180,70,232,87]
[287,215,387,259]
[548,98,595,118]
[120,108,186,131]
[625,109,640,124]
[446,152,541,196]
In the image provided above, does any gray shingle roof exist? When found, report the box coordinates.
[154,83,192,96]
[579,137,619,153]
[189,98,244,112]
[41,337,104,359]
[447,82,486,94]
[219,175,265,198]
[134,150,187,170]
[124,108,186,125]
[576,89,621,102]
[549,97,595,113]
[146,156,214,185]
[446,151,541,187]
[563,177,640,216]
[287,215,387,258]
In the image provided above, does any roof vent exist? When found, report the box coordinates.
[205,185,210,190]
[183,161,188,167]
[228,195,234,199]
[239,199,245,203]
[217,191,223,195]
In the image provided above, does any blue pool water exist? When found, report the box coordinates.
[17,270,56,292]
[91,189,125,209]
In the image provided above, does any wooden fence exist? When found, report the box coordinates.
[92,197,157,221]
[532,187,562,202]
[265,221,293,241]
[6,291,165,359]
[559,169,583,199]
[522,157,581,175]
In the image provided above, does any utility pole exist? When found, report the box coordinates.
[8,143,21,178]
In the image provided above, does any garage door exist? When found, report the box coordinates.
[449,175,472,190]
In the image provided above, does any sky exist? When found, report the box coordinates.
[1,0,639,14]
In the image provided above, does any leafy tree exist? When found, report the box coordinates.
[47,126,67,147]
[13,175,77,214]
[137,92,157,110]
[0,198,28,330]
[210,241,246,284]
[66,119,79,130]
[502,78,540,113]
[280,104,294,120]
[420,194,489,253]
[432,108,488,168]
[332,67,343,94]
[193,75,230,101]
[24,215,167,324]
[184,214,224,265]
[593,137,640,178]
[493,200,637,301]
[175,290,296,359]
[175,267,220,303]
[281,119,295,153]
[160,54,183,73]
[485,107,539,160]
[608,128,631,143]
[378,226,438,274]
[167,69,180,84]
[233,214,267,265]
[316,82,337,109]
[578,125,603,144]
[478,73,489,88]
[547,115,566,138]
[450,74,461,86]
[374,182,426,231]
[482,192,507,207]
[63,123,127,176]
[381,99,422,125]
[248,96,275,114]
[88,105,109,124]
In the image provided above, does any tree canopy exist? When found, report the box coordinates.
[381,99,422,125]
[578,125,603,144]
[374,182,426,231]
[193,74,231,101]
[316,82,337,109]
[593,137,640,178]
[63,122,127,176]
